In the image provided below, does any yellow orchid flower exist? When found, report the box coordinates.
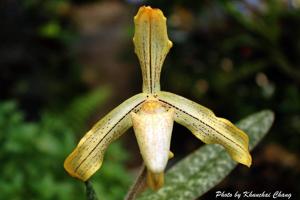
[64,6,252,190]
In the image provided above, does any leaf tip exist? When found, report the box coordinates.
[265,110,275,123]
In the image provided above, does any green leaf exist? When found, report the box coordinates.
[137,110,274,200]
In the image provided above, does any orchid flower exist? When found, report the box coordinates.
[64,6,252,190]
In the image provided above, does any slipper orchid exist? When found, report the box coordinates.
[64,6,252,190]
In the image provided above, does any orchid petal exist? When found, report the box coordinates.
[64,93,147,181]
[131,105,174,174]
[133,6,173,94]
[131,100,174,190]
[156,91,252,167]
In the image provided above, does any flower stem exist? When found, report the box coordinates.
[124,164,147,200]
[85,181,99,200]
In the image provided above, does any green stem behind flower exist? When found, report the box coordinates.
[85,181,98,200]
[124,164,147,200]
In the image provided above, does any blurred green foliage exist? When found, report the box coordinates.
[0,88,131,200]
[0,0,81,118]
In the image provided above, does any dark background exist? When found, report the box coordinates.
[0,0,299,199]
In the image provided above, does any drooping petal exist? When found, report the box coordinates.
[131,105,174,173]
[131,100,174,190]
[64,93,147,181]
[156,91,252,167]
[133,6,173,94]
